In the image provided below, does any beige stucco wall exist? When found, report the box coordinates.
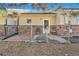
[0,13,56,25]
[19,14,56,25]
[0,13,78,26]
[0,9,7,25]
[0,9,79,26]
[0,16,6,25]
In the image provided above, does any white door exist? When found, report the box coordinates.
[7,17,16,25]
[43,19,50,33]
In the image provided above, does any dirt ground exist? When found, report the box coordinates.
[0,41,79,56]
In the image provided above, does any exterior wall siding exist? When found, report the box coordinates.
[0,13,78,26]
[19,14,56,25]
[0,16,6,25]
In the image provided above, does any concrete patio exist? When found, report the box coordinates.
[0,32,79,44]
[0,34,69,43]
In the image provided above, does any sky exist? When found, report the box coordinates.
[0,3,79,12]
[16,3,79,9]
[16,3,79,12]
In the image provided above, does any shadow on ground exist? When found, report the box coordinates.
[63,36,79,43]
[0,42,79,56]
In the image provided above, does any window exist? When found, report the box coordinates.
[26,18,32,29]
[77,16,79,25]
[27,19,31,25]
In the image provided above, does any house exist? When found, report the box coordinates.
[0,8,79,37]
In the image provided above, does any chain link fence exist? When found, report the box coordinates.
[0,19,18,40]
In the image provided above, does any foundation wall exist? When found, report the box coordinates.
[0,25,79,39]
[18,25,79,37]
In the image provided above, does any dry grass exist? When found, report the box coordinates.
[0,41,79,56]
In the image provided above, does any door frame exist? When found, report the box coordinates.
[43,18,50,34]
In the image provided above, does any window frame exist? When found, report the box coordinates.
[26,18,32,25]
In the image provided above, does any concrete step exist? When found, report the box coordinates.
[32,35,48,42]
